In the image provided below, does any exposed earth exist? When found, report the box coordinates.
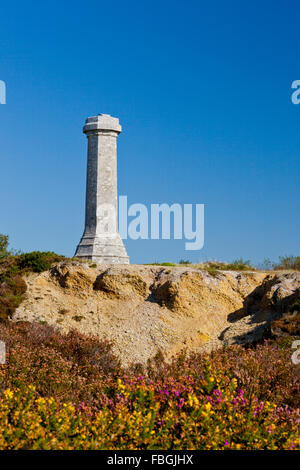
[13,262,300,366]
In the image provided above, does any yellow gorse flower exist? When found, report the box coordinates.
[3,389,14,400]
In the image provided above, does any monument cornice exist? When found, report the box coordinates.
[83,114,122,135]
[84,130,119,137]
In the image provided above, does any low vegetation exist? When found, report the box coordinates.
[0,236,65,321]
[146,256,300,272]
[0,321,299,449]
[196,258,253,272]
[274,256,300,271]
[0,234,299,449]
[144,262,177,267]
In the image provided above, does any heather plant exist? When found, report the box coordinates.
[0,377,298,450]
[0,274,26,321]
[0,249,27,321]
[0,321,299,449]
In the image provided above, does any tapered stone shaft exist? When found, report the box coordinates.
[75,114,129,264]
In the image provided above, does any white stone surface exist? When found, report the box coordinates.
[75,114,129,264]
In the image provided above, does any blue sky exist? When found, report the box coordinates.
[0,0,299,264]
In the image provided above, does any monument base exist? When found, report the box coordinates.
[74,233,130,264]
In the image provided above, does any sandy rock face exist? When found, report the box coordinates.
[93,269,149,299]
[259,273,300,312]
[13,262,299,365]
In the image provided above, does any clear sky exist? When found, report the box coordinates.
[0,0,299,265]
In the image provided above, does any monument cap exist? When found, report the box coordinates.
[83,114,122,134]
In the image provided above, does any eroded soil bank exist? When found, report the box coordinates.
[13,262,300,365]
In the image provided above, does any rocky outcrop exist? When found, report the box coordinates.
[260,273,300,338]
[220,272,300,346]
[13,262,300,365]
[260,273,300,312]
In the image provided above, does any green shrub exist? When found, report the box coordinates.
[198,259,253,272]
[274,256,300,271]
[144,262,176,267]
[0,235,9,255]
[0,249,65,321]
[17,251,64,273]
[226,258,253,271]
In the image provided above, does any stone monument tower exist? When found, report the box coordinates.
[75,114,129,264]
